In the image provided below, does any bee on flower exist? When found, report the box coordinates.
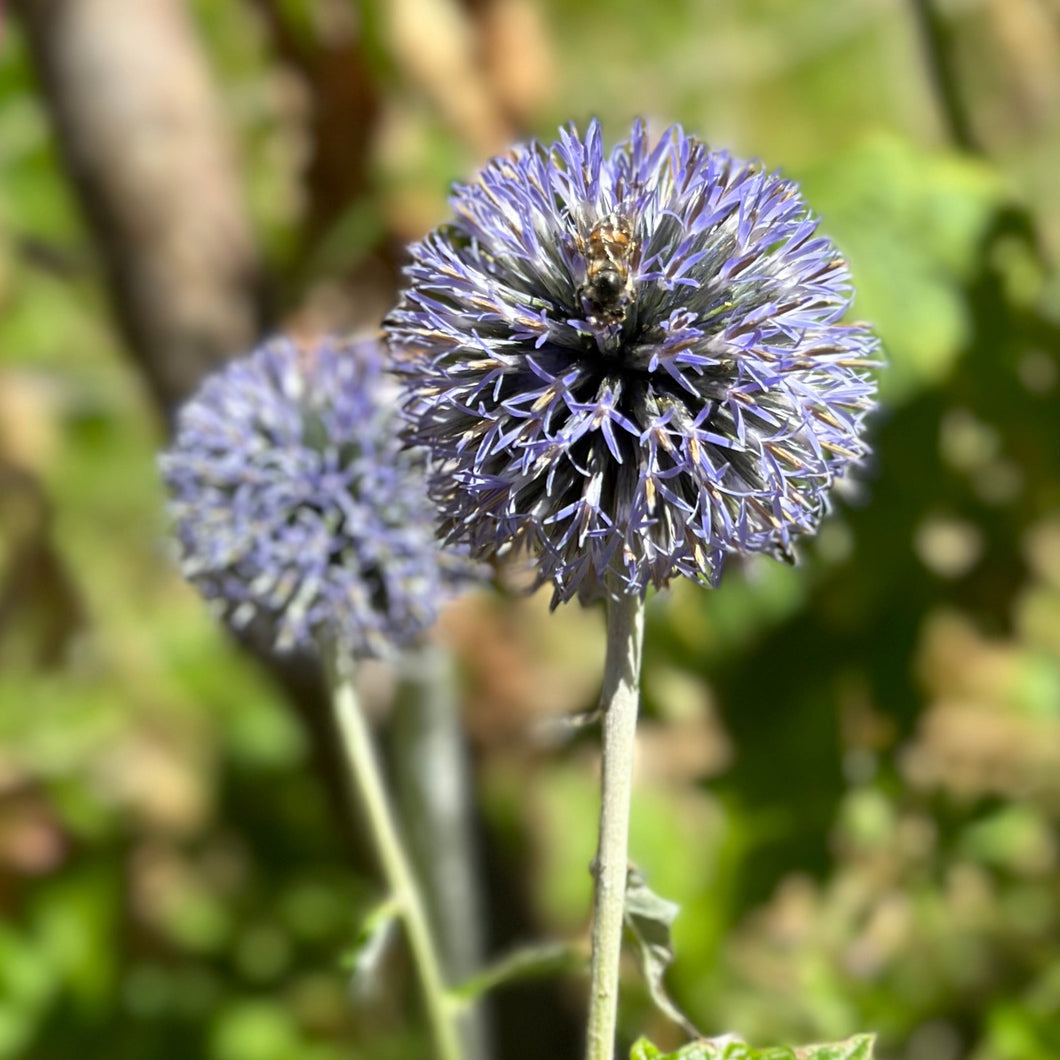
[385,119,881,605]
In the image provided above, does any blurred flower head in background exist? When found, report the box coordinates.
[160,337,472,655]
[385,119,881,605]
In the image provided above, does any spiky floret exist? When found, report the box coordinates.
[385,119,880,605]
[161,337,471,654]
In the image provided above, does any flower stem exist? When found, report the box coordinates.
[584,589,646,1060]
[325,643,463,1060]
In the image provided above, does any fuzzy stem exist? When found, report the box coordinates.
[325,643,463,1060]
[584,589,646,1060]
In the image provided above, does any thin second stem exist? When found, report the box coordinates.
[326,643,463,1060]
[584,589,646,1060]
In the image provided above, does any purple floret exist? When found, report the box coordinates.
[385,119,881,605]
[161,336,472,655]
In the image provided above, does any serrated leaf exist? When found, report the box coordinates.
[450,940,584,1005]
[793,1036,875,1060]
[630,1039,664,1060]
[623,867,700,1038]
[630,1034,876,1060]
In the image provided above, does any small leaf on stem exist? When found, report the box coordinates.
[451,940,586,1005]
[624,866,701,1039]
[343,896,400,1002]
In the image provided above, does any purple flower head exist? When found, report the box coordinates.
[161,336,473,655]
[384,120,881,605]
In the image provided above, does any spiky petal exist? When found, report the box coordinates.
[161,337,472,654]
[385,120,881,605]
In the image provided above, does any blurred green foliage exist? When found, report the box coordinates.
[2,1,1059,1059]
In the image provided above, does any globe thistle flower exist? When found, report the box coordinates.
[161,336,470,655]
[384,120,880,605]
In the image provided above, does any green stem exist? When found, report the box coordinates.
[584,589,646,1060]
[325,643,463,1060]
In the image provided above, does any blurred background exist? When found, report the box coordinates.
[1,0,1059,1058]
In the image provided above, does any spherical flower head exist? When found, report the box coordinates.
[160,336,471,655]
[384,120,881,605]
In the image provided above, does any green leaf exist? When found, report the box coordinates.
[630,1040,664,1060]
[624,867,700,1038]
[342,897,400,1004]
[792,1036,875,1060]
[450,940,585,1005]
[629,1034,876,1060]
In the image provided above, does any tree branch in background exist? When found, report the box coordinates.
[13,0,268,410]
[459,0,555,133]
[250,0,381,251]
[10,0,365,881]
[383,0,513,157]
[907,0,982,153]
